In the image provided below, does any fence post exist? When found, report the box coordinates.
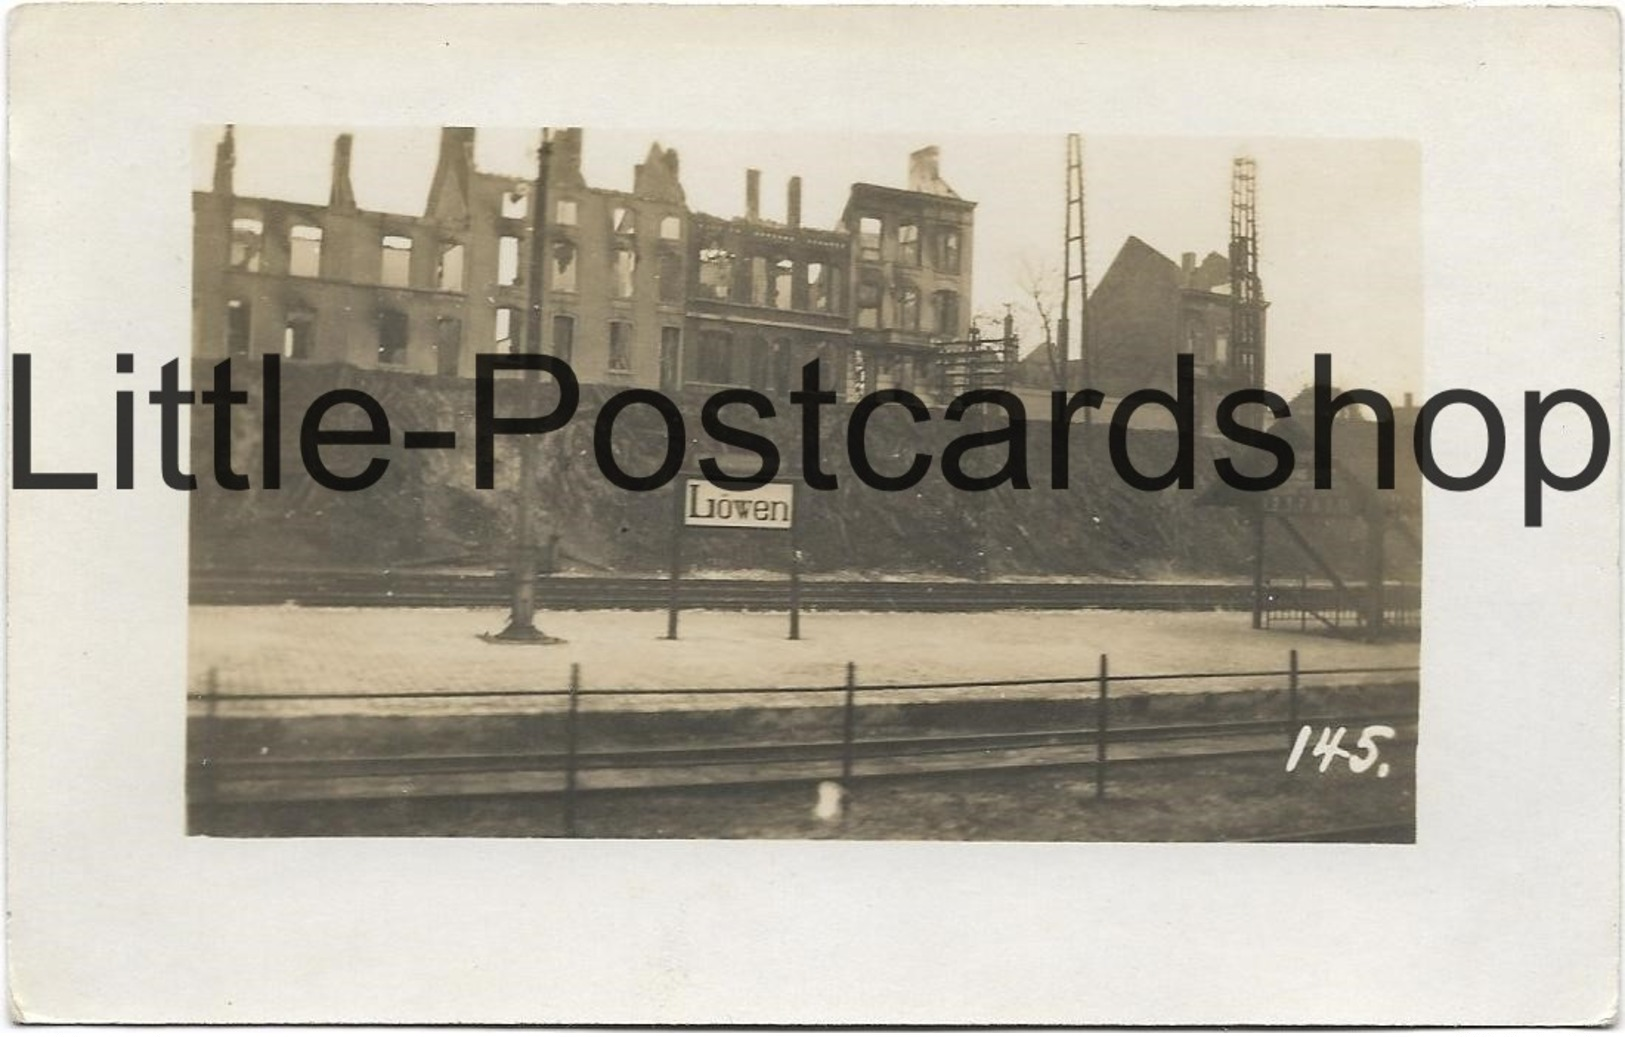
[788,547,802,641]
[194,667,221,810]
[1287,649,1300,750]
[563,663,580,837]
[840,662,857,788]
[1095,653,1109,800]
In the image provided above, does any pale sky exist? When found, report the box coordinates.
[195,126,1421,399]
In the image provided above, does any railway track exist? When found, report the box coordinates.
[192,569,1416,613]
[196,712,1417,805]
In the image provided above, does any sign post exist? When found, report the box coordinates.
[665,479,684,640]
[669,477,799,640]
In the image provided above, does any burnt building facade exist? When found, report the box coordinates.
[192,126,976,401]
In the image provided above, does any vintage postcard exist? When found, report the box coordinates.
[6,3,1619,1026]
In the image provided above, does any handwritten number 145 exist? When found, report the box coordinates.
[1285,724,1396,777]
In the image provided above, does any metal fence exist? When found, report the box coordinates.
[1262,579,1422,635]
[188,652,1420,834]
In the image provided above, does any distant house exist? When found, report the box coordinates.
[1013,235,1266,427]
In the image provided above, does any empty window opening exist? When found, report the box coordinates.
[659,326,681,393]
[847,348,870,398]
[288,225,322,277]
[660,216,682,241]
[772,259,795,310]
[933,290,960,336]
[745,336,774,390]
[766,338,796,394]
[898,222,920,266]
[805,262,827,312]
[437,242,466,291]
[857,277,883,330]
[749,257,768,306]
[698,331,733,384]
[555,199,578,226]
[378,308,409,365]
[497,236,520,287]
[226,299,252,356]
[502,184,529,220]
[552,314,575,363]
[659,250,684,304]
[612,206,634,235]
[436,317,462,377]
[608,320,633,373]
[381,235,413,287]
[552,241,578,293]
[1214,330,1230,364]
[494,307,519,353]
[613,247,637,298]
[698,246,733,302]
[230,218,263,272]
[897,286,920,330]
[937,228,961,273]
[283,313,314,360]
[858,217,882,262]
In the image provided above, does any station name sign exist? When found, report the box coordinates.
[684,479,794,530]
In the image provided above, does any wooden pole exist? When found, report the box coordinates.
[1251,503,1267,629]
[666,479,684,640]
[1287,648,1300,750]
[494,130,555,642]
[840,662,857,787]
[196,667,221,809]
[563,663,580,837]
[1095,653,1109,800]
[788,508,802,641]
[1366,502,1387,640]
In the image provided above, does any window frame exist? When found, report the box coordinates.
[607,319,634,373]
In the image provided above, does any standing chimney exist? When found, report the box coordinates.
[213,124,236,197]
[330,133,356,212]
[1181,252,1196,285]
[746,168,761,221]
[787,176,802,228]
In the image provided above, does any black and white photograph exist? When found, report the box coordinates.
[184,126,1423,841]
[7,4,1617,1025]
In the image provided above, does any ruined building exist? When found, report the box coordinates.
[1014,235,1267,424]
[192,126,976,400]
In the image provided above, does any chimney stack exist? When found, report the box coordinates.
[1181,252,1196,284]
[330,133,356,211]
[908,147,939,192]
[907,146,960,198]
[548,128,586,188]
[746,168,761,221]
[787,176,802,228]
[213,124,236,197]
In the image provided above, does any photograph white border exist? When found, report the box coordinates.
[6,5,1619,1024]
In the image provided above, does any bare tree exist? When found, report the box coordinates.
[1016,254,1064,387]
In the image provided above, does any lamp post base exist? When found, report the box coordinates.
[481,623,565,645]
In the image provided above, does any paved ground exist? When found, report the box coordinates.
[190,606,1418,718]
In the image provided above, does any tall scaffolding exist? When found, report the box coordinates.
[1057,133,1091,414]
[1229,156,1265,388]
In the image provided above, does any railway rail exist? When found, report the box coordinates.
[194,709,1418,806]
[192,568,1419,613]
[189,656,1418,839]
